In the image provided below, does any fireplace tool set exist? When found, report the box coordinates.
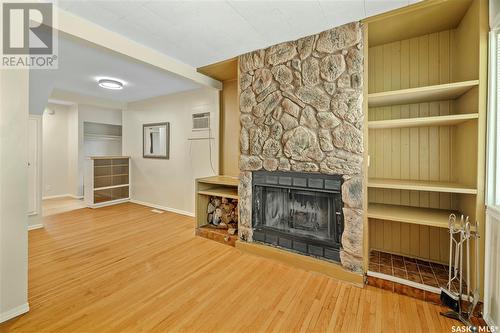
[440,214,480,329]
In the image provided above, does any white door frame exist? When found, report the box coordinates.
[28,115,42,217]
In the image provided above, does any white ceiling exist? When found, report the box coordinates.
[58,0,420,68]
[30,34,200,106]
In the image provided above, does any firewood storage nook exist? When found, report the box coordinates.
[195,176,239,246]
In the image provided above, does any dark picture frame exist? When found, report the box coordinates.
[143,122,170,159]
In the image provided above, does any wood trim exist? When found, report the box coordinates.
[475,0,489,299]
[362,23,370,273]
[197,58,238,82]
[235,241,364,286]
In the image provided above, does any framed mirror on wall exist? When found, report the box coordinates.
[143,122,170,159]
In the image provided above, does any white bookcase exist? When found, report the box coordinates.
[84,156,130,208]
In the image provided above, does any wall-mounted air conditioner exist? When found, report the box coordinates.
[192,112,210,131]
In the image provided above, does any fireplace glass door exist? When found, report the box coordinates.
[254,186,338,242]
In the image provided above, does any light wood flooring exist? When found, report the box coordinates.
[42,196,86,217]
[2,203,459,332]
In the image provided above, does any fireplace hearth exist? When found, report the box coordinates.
[252,171,344,261]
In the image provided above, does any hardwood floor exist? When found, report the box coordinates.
[1,203,459,332]
[42,196,86,217]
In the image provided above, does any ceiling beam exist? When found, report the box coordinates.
[49,89,126,110]
[51,8,222,90]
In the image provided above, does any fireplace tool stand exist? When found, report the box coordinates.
[440,214,480,331]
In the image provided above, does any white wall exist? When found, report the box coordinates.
[42,104,70,198]
[40,102,123,198]
[484,206,500,328]
[67,104,79,197]
[123,88,219,215]
[28,115,43,228]
[491,0,500,28]
[76,105,122,196]
[0,69,29,322]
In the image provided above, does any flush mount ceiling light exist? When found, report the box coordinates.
[98,78,124,90]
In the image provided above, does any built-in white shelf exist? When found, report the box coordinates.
[94,184,130,191]
[368,178,477,194]
[94,164,129,168]
[84,156,130,208]
[368,113,478,129]
[84,134,122,141]
[368,80,479,107]
[94,174,129,179]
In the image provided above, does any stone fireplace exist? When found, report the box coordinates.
[238,21,364,273]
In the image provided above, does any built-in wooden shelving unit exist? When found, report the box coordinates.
[84,156,130,208]
[368,80,479,107]
[195,176,239,227]
[367,178,477,194]
[368,113,478,129]
[364,0,487,295]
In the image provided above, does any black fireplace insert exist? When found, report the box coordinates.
[252,170,344,262]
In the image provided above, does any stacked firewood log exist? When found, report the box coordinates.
[207,196,238,235]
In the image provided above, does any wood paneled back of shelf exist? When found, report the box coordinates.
[365,0,486,272]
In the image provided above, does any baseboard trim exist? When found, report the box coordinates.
[28,224,43,231]
[130,199,195,217]
[483,314,497,330]
[42,194,82,200]
[367,270,441,293]
[0,303,29,323]
[88,198,130,209]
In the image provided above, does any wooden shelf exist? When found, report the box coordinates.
[367,203,456,228]
[368,80,479,107]
[198,187,238,200]
[368,113,478,129]
[368,178,477,194]
[197,175,239,187]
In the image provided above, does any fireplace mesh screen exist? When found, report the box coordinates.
[252,171,343,261]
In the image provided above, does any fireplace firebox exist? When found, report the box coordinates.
[252,171,344,262]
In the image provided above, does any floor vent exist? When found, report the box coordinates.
[151,209,164,214]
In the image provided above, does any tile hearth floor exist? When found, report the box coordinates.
[368,250,466,292]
